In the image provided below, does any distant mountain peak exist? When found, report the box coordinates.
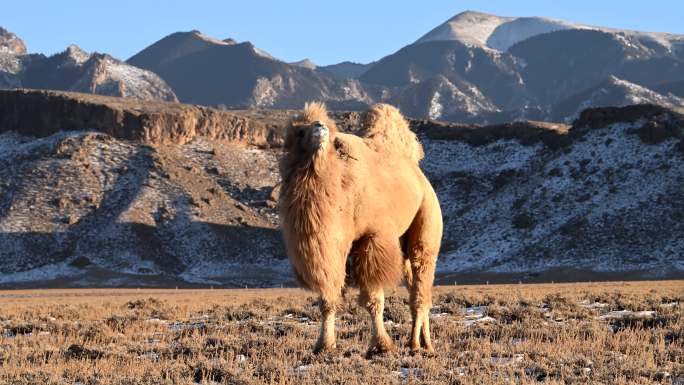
[416,10,683,52]
[416,11,512,48]
[289,58,317,70]
[0,26,27,55]
[188,30,233,46]
[449,10,499,20]
[416,11,584,51]
[64,44,91,65]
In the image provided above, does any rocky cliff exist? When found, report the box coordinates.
[0,89,286,146]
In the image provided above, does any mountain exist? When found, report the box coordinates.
[415,10,584,51]
[0,90,682,287]
[356,11,684,122]
[0,28,26,88]
[289,58,317,70]
[551,76,684,122]
[0,27,26,55]
[359,40,529,121]
[654,80,684,98]
[7,12,684,123]
[508,28,684,106]
[415,10,683,54]
[0,27,177,102]
[127,30,374,109]
[319,61,373,79]
[21,45,178,102]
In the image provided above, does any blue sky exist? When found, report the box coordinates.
[2,1,683,65]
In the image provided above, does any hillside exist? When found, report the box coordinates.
[0,90,682,287]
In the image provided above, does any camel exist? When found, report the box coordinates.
[278,102,442,356]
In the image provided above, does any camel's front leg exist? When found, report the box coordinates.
[313,297,337,353]
[360,286,396,357]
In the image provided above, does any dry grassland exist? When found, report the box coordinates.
[0,281,682,384]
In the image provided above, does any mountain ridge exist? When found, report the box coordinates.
[4,13,684,124]
[0,28,178,102]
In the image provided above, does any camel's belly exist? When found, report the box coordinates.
[357,159,424,237]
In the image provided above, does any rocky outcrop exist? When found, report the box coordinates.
[0,27,26,55]
[0,89,289,147]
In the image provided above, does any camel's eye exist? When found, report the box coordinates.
[297,130,304,138]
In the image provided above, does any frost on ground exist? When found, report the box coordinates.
[423,109,684,278]
[0,130,288,287]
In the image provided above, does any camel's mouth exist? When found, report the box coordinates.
[311,121,330,151]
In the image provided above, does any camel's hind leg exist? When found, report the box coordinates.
[359,285,395,357]
[351,232,403,357]
[405,187,442,352]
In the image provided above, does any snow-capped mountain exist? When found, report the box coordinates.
[415,10,585,51]
[415,10,684,54]
[3,10,684,123]
[359,39,529,122]
[362,11,684,122]
[0,28,177,102]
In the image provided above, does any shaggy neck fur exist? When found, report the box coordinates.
[281,143,345,297]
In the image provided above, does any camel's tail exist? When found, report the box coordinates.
[360,104,424,164]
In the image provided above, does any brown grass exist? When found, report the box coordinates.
[0,281,682,385]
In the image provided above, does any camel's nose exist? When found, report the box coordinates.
[312,121,329,138]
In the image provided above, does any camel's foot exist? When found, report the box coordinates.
[422,340,435,353]
[313,339,336,355]
[366,335,396,358]
[409,336,435,354]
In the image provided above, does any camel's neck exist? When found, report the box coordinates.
[281,149,341,224]
[279,148,346,292]
[285,149,335,187]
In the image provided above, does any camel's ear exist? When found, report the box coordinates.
[334,137,355,161]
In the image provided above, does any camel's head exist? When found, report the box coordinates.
[285,102,338,158]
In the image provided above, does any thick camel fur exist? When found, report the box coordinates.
[279,102,442,355]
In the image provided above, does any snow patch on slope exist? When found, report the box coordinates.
[416,10,683,52]
[558,76,684,122]
[487,17,582,51]
[416,11,512,47]
[422,119,684,274]
[192,30,232,46]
